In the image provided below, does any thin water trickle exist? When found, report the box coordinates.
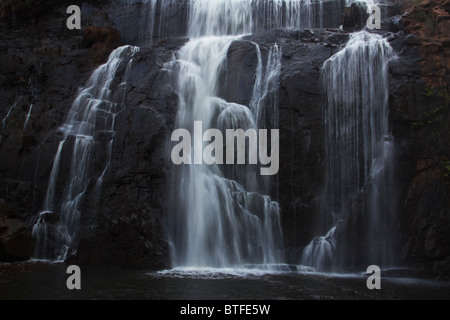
[23,104,33,132]
[1,98,23,144]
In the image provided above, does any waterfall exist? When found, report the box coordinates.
[189,0,324,37]
[254,0,317,30]
[32,46,139,261]
[167,0,296,269]
[117,0,351,46]
[301,31,396,272]
[345,0,377,7]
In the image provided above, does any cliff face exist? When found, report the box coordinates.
[402,0,450,90]
[0,0,449,276]
[393,0,450,277]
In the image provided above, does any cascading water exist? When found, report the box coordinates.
[115,0,356,46]
[188,0,325,36]
[166,0,300,269]
[301,31,396,272]
[32,46,139,261]
[120,0,340,45]
[301,226,337,272]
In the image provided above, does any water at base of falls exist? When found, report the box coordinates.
[32,46,140,261]
[3,263,448,300]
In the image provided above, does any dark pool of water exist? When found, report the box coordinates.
[0,263,449,300]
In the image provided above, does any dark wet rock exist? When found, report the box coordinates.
[343,2,368,31]
[224,40,259,106]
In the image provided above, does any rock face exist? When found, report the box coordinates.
[389,0,450,278]
[0,0,449,277]
[402,0,450,90]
